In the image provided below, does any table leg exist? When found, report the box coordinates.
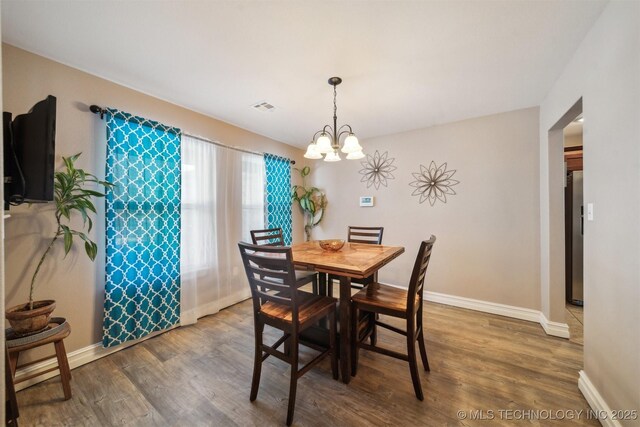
[319,272,327,296]
[339,275,352,384]
[318,273,328,329]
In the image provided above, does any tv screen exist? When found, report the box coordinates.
[3,112,15,206]
[5,95,56,205]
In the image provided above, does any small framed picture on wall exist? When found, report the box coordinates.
[359,196,374,207]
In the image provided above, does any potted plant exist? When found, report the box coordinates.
[291,166,327,241]
[5,153,113,335]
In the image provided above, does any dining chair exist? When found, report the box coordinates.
[350,236,436,401]
[326,226,384,297]
[250,228,319,292]
[250,228,286,246]
[238,242,338,426]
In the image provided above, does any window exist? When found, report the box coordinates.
[180,135,265,323]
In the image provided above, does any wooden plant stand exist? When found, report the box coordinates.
[6,319,72,400]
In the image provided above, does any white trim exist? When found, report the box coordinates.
[424,290,540,322]
[538,311,570,338]
[423,290,569,338]
[578,370,623,427]
[181,291,251,326]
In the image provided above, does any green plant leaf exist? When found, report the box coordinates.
[84,199,97,213]
[63,228,73,256]
[76,231,89,242]
[60,206,71,220]
[301,166,310,177]
[79,208,89,227]
[84,241,97,261]
[81,189,106,198]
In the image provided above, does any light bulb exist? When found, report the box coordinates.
[316,134,333,154]
[324,150,341,162]
[303,143,322,159]
[341,133,362,154]
[346,150,365,160]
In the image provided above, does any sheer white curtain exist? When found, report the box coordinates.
[180,135,265,325]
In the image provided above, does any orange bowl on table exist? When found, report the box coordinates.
[318,239,346,251]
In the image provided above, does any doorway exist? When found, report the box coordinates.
[563,115,584,345]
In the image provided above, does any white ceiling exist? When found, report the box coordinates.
[1,1,607,148]
[564,121,584,138]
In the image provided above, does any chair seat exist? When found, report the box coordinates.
[351,282,419,315]
[262,291,336,325]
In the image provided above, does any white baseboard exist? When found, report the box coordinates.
[538,311,570,338]
[578,370,622,427]
[181,290,251,326]
[424,290,569,338]
[424,290,540,322]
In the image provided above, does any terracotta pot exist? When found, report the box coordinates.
[5,300,56,336]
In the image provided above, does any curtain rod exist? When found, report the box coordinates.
[89,105,295,164]
[183,133,295,164]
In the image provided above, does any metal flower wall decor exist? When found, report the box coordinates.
[409,161,459,206]
[358,150,397,190]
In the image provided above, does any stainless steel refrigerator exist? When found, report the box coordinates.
[565,170,583,305]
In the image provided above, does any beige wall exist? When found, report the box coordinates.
[563,133,583,147]
[539,1,639,421]
[2,44,305,355]
[312,107,541,310]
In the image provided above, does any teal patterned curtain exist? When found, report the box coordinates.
[264,154,292,245]
[103,109,181,347]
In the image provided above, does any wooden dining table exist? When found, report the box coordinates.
[291,241,405,383]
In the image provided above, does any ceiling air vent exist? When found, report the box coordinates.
[252,101,276,112]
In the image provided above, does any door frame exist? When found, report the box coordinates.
[542,98,582,325]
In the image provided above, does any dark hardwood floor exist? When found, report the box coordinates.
[15,299,596,426]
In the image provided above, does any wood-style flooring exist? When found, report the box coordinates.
[15,299,596,426]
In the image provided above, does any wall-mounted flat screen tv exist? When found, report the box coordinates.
[3,95,56,207]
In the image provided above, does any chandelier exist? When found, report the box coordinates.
[304,77,364,161]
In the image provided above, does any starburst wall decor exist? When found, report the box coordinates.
[409,161,459,206]
[358,150,397,190]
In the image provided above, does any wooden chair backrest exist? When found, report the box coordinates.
[406,236,436,313]
[250,228,285,247]
[348,226,384,245]
[238,241,299,325]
